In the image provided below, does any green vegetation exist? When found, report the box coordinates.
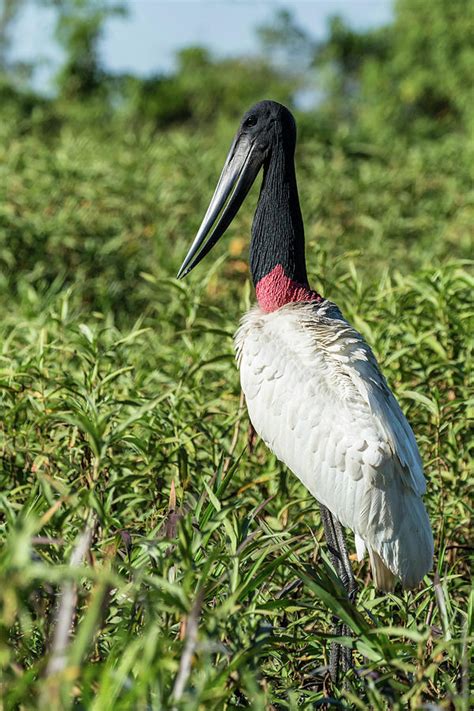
[0,0,473,708]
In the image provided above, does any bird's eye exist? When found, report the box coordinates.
[244,115,258,128]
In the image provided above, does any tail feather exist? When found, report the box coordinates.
[378,493,433,589]
[368,547,397,592]
[355,471,434,591]
[362,490,433,591]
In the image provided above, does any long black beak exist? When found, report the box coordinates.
[177,132,262,278]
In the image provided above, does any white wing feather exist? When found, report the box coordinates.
[235,301,433,589]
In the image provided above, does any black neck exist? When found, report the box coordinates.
[249,137,308,287]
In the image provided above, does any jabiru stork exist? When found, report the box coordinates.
[177,100,433,679]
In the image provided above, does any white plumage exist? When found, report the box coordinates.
[235,299,434,591]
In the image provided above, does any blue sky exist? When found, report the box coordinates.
[12,1,393,90]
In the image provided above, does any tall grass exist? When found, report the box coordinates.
[0,122,472,708]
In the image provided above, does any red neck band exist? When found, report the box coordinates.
[255,264,323,313]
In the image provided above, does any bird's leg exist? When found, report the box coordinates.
[332,517,357,675]
[319,505,348,682]
[319,504,357,682]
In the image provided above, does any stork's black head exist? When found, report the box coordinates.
[177,100,297,278]
[239,100,297,162]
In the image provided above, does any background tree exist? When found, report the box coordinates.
[373,0,474,135]
[43,0,126,101]
[312,15,390,125]
[257,8,314,70]
[314,0,474,139]
[120,46,296,129]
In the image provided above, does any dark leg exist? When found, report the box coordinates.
[319,504,357,682]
